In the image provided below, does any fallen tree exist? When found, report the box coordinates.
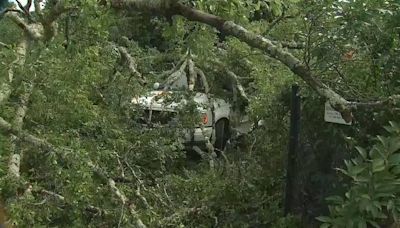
[108,0,399,121]
[0,0,68,180]
[0,114,148,227]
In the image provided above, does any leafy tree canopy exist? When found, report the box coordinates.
[0,0,399,227]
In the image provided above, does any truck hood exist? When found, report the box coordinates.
[131,91,209,112]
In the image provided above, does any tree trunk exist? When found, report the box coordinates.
[8,81,35,178]
[0,39,28,105]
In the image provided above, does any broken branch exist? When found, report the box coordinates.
[187,56,196,91]
[158,50,189,79]
[117,46,146,85]
[164,59,188,88]
[212,60,250,105]
[40,189,65,201]
[194,67,209,94]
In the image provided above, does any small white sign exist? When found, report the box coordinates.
[324,102,352,125]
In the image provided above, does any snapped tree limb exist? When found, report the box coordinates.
[117,46,146,85]
[212,60,250,105]
[187,56,196,91]
[194,67,209,94]
[158,50,189,79]
[164,59,188,88]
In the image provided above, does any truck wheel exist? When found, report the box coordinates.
[214,119,230,152]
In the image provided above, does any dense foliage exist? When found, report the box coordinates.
[0,0,399,227]
[317,122,400,228]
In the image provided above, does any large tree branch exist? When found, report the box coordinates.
[5,11,44,40]
[5,0,69,42]
[41,0,68,25]
[109,0,360,118]
[273,40,305,49]
[39,0,71,41]
[0,116,58,152]
[8,80,35,178]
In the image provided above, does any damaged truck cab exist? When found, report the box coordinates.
[131,89,232,151]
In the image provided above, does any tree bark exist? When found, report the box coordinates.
[0,38,28,106]
[0,116,57,152]
[8,81,35,178]
[212,61,250,105]
[1,0,68,106]
[117,46,146,85]
[2,1,71,178]
[195,67,209,94]
[187,57,196,91]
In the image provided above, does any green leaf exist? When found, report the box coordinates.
[367,220,380,228]
[388,138,400,154]
[326,195,344,204]
[391,166,400,174]
[320,223,330,228]
[336,168,349,176]
[316,216,331,223]
[356,146,368,160]
[372,158,385,173]
[388,154,400,165]
[349,165,367,176]
[357,219,367,228]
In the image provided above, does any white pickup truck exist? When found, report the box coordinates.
[131,90,232,151]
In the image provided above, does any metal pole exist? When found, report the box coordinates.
[284,84,301,215]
